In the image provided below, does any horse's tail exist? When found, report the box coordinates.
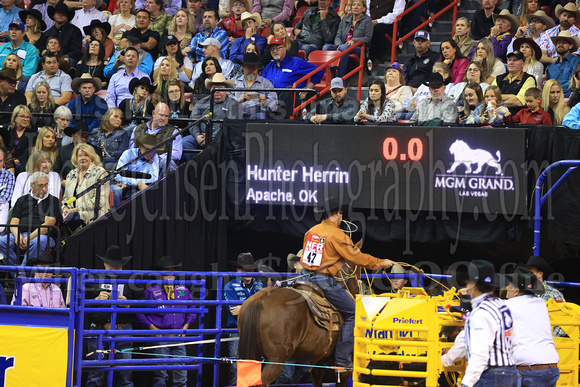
[496,150,501,162]
[237,298,263,360]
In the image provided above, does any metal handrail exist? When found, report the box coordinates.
[391,0,459,63]
[290,40,365,118]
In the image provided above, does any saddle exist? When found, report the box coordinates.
[291,281,342,333]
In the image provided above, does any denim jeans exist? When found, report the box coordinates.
[227,333,239,386]
[86,323,134,387]
[518,366,559,387]
[322,43,361,77]
[182,135,201,160]
[301,271,355,366]
[0,232,55,266]
[474,366,518,387]
[298,43,319,57]
[151,341,187,387]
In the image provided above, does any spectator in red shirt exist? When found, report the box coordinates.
[504,87,552,125]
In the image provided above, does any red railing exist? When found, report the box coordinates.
[290,41,365,119]
[391,0,459,63]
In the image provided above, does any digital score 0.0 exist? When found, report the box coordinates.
[382,137,424,161]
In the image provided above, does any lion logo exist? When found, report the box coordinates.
[446,140,502,175]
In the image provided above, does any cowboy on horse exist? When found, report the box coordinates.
[300,197,395,369]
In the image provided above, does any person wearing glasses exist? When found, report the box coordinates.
[0,171,61,267]
[6,105,34,170]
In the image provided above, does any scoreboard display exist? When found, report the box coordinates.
[245,124,526,215]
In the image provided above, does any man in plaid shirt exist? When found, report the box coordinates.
[0,149,15,233]
[526,255,566,337]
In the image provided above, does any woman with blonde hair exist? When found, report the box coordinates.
[453,17,477,58]
[152,58,178,104]
[12,149,61,206]
[164,8,195,49]
[7,105,34,168]
[119,77,154,130]
[2,53,26,92]
[62,143,110,228]
[20,9,44,49]
[473,39,506,84]
[33,126,59,165]
[514,37,543,87]
[28,81,56,131]
[108,0,136,48]
[89,108,129,170]
[542,79,569,126]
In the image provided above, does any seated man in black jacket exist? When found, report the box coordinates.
[293,0,340,57]
[404,30,440,92]
[36,3,83,63]
[85,245,141,387]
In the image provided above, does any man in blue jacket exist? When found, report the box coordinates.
[67,74,108,133]
[223,253,266,386]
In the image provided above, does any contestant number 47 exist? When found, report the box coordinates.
[383,137,424,161]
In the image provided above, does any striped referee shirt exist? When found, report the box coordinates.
[463,293,515,387]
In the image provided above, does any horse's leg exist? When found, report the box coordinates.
[260,363,284,386]
[311,367,324,387]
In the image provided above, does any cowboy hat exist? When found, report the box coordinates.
[19,9,47,31]
[71,73,102,92]
[492,9,519,35]
[0,68,18,83]
[425,72,445,87]
[150,255,183,270]
[64,121,90,137]
[313,196,348,215]
[228,252,258,271]
[513,37,542,61]
[83,19,111,37]
[27,251,59,266]
[550,30,580,52]
[205,72,234,89]
[129,77,155,94]
[526,255,553,276]
[134,133,159,150]
[123,28,147,42]
[525,10,556,29]
[48,3,75,21]
[555,2,580,21]
[97,245,132,266]
[454,260,502,288]
[287,249,303,268]
[389,264,409,275]
[240,11,262,29]
[507,266,544,295]
[241,51,260,66]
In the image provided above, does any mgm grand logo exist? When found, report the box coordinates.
[435,140,514,195]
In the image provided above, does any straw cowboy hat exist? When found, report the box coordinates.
[240,11,262,29]
[555,2,580,21]
[134,133,160,150]
[550,30,580,52]
[71,73,102,92]
[525,10,556,29]
[492,10,519,35]
[287,249,303,268]
[205,72,234,89]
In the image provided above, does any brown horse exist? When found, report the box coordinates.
[237,262,361,387]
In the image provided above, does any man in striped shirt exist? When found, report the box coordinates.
[461,260,517,387]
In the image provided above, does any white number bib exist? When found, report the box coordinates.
[302,233,327,268]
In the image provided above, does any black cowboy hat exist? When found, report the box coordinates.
[150,255,182,270]
[64,121,90,137]
[313,196,348,215]
[123,28,147,43]
[454,260,502,288]
[48,3,75,21]
[83,19,111,37]
[507,266,544,294]
[97,245,132,266]
[228,252,258,271]
[19,9,47,31]
[129,77,154,94]
[425,72,445,87]
[27,251,59,266]
[241,51,260,66]
[526,255,553,277]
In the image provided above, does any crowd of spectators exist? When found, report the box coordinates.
[0,0,577,270]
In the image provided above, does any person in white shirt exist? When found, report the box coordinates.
[505,266,560,387]
[460,260,518,387]
[70,0,106,37]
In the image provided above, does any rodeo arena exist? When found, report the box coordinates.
[7,0,580,386]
